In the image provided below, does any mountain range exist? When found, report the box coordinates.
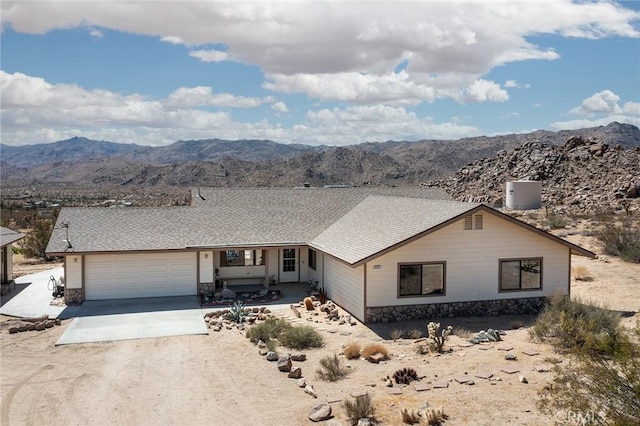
[1,122,639,190]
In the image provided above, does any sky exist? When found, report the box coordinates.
[1,0,639,147]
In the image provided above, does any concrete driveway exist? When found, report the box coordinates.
[56,296,208,345]
[1,268,208,345]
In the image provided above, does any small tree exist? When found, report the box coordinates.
[22,219,54,260]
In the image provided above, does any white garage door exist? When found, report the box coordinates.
[85,252,197,300]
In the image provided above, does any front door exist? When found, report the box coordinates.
[279,248,298,282]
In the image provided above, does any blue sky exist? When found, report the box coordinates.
[1,1,639,146]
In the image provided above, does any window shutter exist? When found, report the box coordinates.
[464,215,473,230]
[220,251,227,267]
[475,214,483,230]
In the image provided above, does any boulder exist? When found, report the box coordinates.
[220,288,236,299]
[296,378,306,387]
[266,351,279,361]
[288,367,302,379]
[308,403,332,422]
[304,384,317,398]
[291,353,306,362]
[505,353,517,361]
[277,356,292,372]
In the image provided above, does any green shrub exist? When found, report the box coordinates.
[22,219,54,260]
[279,325,324,350]
[529,293,625,358]
[342,394,375,425]
[545,214,568,230]
[538,324,640,425]
[594,220,640,263]
[246,318,290,342]
[316,354,348,382]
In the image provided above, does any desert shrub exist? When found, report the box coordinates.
[361,343,389,362]
[390,329,403,341]
[414,343,429,355]
[343,342,361,359]
[452,326,472,338]
[265,338,277,352]
[342,393,375,426]
[538,324,640,425]
[316,354,348,382]
[545,214,567,230]
[427,322,453,353]
[510,320,525,330]
[594,220,640,263]
[22,219,54,260]
[529,293,625,358]
[246,317,290,342]
[224,301,247,324]
[279,325,323,350]
[572,265,593,281]
[408,328,423,339]
[12,245,22,255]
[303,297,314,310]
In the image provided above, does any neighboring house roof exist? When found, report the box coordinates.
[46,187,451,254]
[0,227,25,247]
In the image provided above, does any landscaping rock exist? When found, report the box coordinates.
[258,348,268,356]
[291,353,306,362]
[369,353,386,363]
[277,356,292,372]
[357,419,373,426]
[220,288,236,299]
[296,378,306,387]
[288,367,302,379]
[266,351,279,361]
[505,353,517,361]
[257,340,267,349]
[304,384,317,398]
[8,327,18,334]
[519,375,528,384]
[308,403,332,422]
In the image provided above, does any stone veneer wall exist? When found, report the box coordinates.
[65,288,84,305]
[199,282,217,295]
[366,296,547,323]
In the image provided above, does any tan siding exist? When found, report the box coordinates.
[367,212,569,307]
[65,255,83,289]
[299,247,309,283]
[308,252,323,284]
[199,251,214,283]
[324,256,364,321]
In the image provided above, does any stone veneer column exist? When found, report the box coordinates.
[64,288,84,305]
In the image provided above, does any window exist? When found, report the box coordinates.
[308,249,317,271]
[398,262,445,297]
[500,258,542,291]
[464,214,483,230]
[283,248,296,272]
[464,215,473,230]
[220,250,264,267]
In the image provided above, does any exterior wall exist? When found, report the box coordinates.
[267,248,279,283]
[299,246,309,283]
[366,212,569,310]
[65,255,83,289]
[308,251,323,285]
[324,256,365,322]
[199,251,214,283]
[1,244,13,283]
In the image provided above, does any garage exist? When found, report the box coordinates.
[85,252,197,300]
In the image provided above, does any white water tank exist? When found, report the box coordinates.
[506,180,542,210]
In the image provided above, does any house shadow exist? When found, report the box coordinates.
[365,313,538,341]
[57,295,202,319]
[0,282,32,308]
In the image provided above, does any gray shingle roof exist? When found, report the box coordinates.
[0,227,25,247]
[310,196,479,265]
[46,187,452,254]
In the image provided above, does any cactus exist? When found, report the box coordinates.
[425,407,448,425]
[393,367,419,385]
[427,322,453,353]
[225,301,247,324]
[400,408,421,424]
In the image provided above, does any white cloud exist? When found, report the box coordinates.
[0,71,480,146]
[164,86,272,108]
[89,29,103,39]
[271,101,288,114]
[2,1,638,106]
[552,89,640,129]
[161,36,184,45]
[189,49,230,63]
[504,80,518,88]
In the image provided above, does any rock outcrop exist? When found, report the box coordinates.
[426,136,640,214]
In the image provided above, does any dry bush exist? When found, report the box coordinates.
[572,265,593,281]
[303,297,315,310]
[594,219,640,263]
[316,354,349,382]
[342,394,375,426]
[408,328,423,339]
[361,343,389,362]
[452,327,472,339]
[414,343,429,355]
[343,342,362,360]
[390,329,403,341]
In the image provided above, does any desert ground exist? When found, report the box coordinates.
[1,233,638,426]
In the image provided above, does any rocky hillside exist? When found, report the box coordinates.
[427,136,640,214]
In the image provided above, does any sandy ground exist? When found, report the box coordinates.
[1,235,638,426]
[11,254,63,278]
